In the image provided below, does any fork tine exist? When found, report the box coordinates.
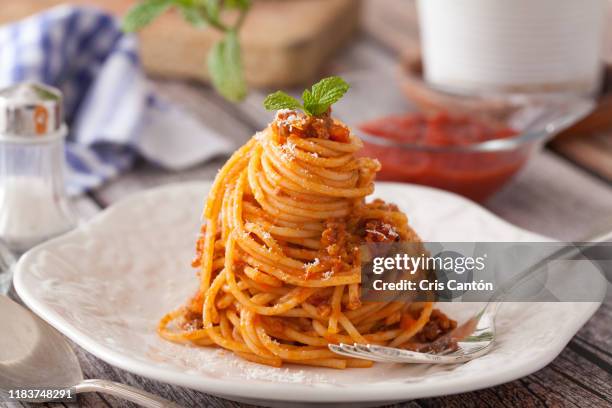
[327,344,360,359]
[328,343,390,362]
[368,343,492,364]
[329,341,494,364]
[354,344,400,363]
[436,347,458,356]
[364,344,461,364]
[342,343,392,362]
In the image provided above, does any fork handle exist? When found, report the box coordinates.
[490,228,612,304]
[75,379,182,408]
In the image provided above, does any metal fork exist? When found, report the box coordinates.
[329,229,611,364]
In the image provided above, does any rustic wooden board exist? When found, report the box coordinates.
[552,130,612,182]
[487,151,612,241]
[0,0,360,88]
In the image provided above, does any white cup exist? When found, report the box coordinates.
[417,0,608,96]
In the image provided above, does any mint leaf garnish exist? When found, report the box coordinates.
[263,92,304,112]
[303,76,350,116]
[263,76,350,116]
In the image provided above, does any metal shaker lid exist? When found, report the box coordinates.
[0,82,64,140]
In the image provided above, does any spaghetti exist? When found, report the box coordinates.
[159,109,455,369]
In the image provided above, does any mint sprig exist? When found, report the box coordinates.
[122,0,251,102]
[208,30,246,102]
[122,0,173,32]
[263,76,350,116]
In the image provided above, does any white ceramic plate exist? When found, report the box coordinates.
[14,182,600,407]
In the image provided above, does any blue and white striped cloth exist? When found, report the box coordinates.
[0,5,233,194]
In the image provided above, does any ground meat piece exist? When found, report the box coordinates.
[364,219,400,243]
[321,220,347,256]
[418,321,442,342]
[311,219,359,279]
[415,309,457,342]
[329,122,350,142]
[273,109,350,143]
[179,309,203,331]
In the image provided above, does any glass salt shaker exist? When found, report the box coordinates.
[0,82,77,294]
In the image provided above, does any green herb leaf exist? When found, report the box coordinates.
[203,0,221,26]
[178,5,206,27]
[302,76,350,116]
[122,0,173,32]
[263,76,350,116]
[263,91,303,112]
[226,0,251,10]
[122,0,251,103]
[207,30,247,102]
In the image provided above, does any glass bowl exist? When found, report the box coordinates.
[333,72,594,202]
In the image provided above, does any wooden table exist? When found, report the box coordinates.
[11,1,612,407]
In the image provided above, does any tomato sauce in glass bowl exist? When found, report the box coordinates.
[359,112,532,202]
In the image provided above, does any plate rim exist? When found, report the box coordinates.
[13,181,602,403]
